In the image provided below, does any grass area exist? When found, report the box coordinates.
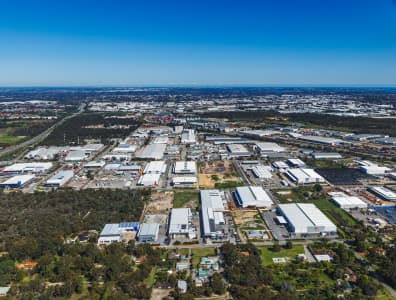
[178,248,189,257]
[214,181,244,189]
[258,245,305,266]
[0,133,24,145]
[375,287,395,300]
[173,190,199,209]
[191,247,216,267]
[145,267,157,287]
[304,158,351,169]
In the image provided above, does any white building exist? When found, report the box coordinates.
[137,173,161,187]
[65,150,86,162]
[328,192,368,210]
[0,174,35,188]
[278,203,337,235]
[173,161,196,174]
[181,129,196,144]
[286,168,325,184]
[2,162,53,174]
[172,176,198,186]
[136,143,166,160]
[138,223,160,242]
[200,190,226,239]
[98,222,139,244]
[45,170,74,187]
[287,158,306,168]
[311,152,342,160]
[235,186,273,208]
[251,165,273,179]
[227,144,250,157]
[255,142,285,154]
[368,186,396,201]
[143,161,167,174]
[113,143,138,153]
[357,161,391,175]
[272,161,289,170]
[168,208,194,238]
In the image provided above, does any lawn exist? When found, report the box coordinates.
[375,287,395,300]
[191,247,217,267]
[258,245,305,266]
[0,133,24,145]
[145,267,157,287]
[173,190,199,209]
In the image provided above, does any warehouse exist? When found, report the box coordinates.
[226,144,250,157]
[144,161,167,174]
[152,135,169,144]
[200,189,226,239]
[136,143,166,160]
[357,161,391,175]
[251,165,273,179]
[235,186,273,208]
[173,161,197,174]
[24,147,62,160]
[310,152,342,159]
[172,176,197,186]
[65,150,87,162]
[181,129,196,144]
[272,161,289,170]
[0,174,35,189]
[113,143,138,153]
[45,170,74,187]
[255,142,285,153]
[71,143,104,155]
[368,186,396,201]
[84,160,106,169]
[103,152,131,161]
[2,162,53,174]
[328,192,368,210]
[137,173,161,186]
[168,208,193,238]
[278,203,337,235]
[286,168,325,184]
[205,136,250,145]
[137,223,160,242]
[98,222,139,244]
[298,135,345,146]
[287,158,306,167]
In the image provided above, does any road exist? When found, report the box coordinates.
[0,103,86,161]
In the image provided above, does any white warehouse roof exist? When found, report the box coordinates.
[286,168,325,184]
[143,161,167,174]
[173,161,196,174]
[235,186,273,208]
[2,162,53,174]
[46,170,74,187]
[200,190,225,238]
[136,143,166,160]
[251,165,272,179]
[328,192,368,210]
[0,174,35,188]
[137,173,161,186]
[368,186,396,201]
[278,203,337,234]
[255,142,285,153]
[169,208,192,235]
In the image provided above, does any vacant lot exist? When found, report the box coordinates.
[146,190,173,214]
[191,247,217,267]
[258,245,304,266]
[173,190,199,209]
[198,161,242,188]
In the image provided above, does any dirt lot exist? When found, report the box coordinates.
[232,210,269,242]
[150,288,172,300]
[146,190,174,214]
[199,160,234,174]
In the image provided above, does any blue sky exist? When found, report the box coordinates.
[0,0,395,86]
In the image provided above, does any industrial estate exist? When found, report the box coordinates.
[0,88,396,299]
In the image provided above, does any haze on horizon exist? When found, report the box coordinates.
[0,0,395,87]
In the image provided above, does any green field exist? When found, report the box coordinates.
[191,247,216,267]
[0,133,24,145]
[173,190,199,209]
[259,245,305,266]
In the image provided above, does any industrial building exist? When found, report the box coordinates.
[251,165,273,179]
[45,170,74,187]
[310,152,342,159]
[226,144,250,157]
[152,135,169,144]
[181,129,196,144]
[286,168,325,184]
[172,176,197,186]
[200,190,226,239]
[278,203,337,235]
[368,186,396,201]
[235,186,273,208]
[255,142,285,155]
[287,158,306,168]
[135,143,166,160]
[84,160,106,169]
[357,161,391,175]
[112,143,138,153]
[272,161,289,170]
[98,222,139,244]
[137,223,160,242]
[24,147,62,160]
[103,152,131,161]
[298,135,345,146]
[168,208,194,238]
[0,174,35,189]
[2,162,53,174]
[143,161,167,174]
[173,161,197,174]
[328,192,368,210]
[65,150,87,162]
[137,173,161,186]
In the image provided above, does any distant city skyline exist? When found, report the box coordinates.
[0,0,395,86]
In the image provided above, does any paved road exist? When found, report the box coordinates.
[0,103,86,161]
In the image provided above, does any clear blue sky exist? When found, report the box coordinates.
[0,0,395,86]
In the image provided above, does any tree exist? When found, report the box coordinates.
[210,273,225,295]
